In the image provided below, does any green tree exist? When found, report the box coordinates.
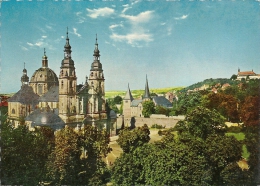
[205,134,242,185]
[113,95,122,104]
[116,124,150,153]
[230,74,237,80]
[142,100,155,117]
[46,125,111,185]
[1,122,54,185]
[46,126,82,185]
[155,105,170,116]
[176,106,227,140]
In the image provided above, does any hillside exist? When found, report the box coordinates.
[180,78,236,92]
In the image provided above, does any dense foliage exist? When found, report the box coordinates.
[1,122,111,185]
[1,123,55,185]
[142,100,155,117]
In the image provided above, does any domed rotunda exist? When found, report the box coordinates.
[29,49,58,96]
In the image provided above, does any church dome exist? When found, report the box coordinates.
[26,109,65,130]
[30,67,58,83]
[29,49,59,96]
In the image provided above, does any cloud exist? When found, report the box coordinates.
[110,32,153,46]
[42,35,47,38]
[46,25,53,30]
[121,10,154,24]
[109,24,123,30]
[122,4,130,13]
[110,10,155,47]
[20,45,28,51]
[75,11,86,23]
[86,7,115,19]
[121,1,139,13]
[73,28,81,37]
[174,14,189,20]
[27,42,34,46]
[35,42,44,47]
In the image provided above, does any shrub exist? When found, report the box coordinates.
[151,124,165,129]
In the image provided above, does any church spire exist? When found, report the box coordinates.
[42,48,48,67]
[124,83,133,101]
[21,62,29,86]
[64,27,72,58]
[143,75,150,100]
[93,34,100,60]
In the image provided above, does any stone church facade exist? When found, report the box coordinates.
[123,76,172,119]
[8,29,107,130]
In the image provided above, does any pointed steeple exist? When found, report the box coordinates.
[42,48,48,68]
[21,62,29,86]
[93,34,100,60]
[64,27,72,58]
[124,83,133,101]
[143,75,150,100]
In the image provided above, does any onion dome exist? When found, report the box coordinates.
[91,35,102,71]
[93,34,100,58]
[64,27,72,58]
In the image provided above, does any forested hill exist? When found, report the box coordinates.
[180,78,235,92]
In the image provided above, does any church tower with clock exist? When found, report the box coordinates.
[58,28,78,124]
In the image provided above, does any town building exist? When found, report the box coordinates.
[237,68,260,80]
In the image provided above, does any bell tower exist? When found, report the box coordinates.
[87,35,106,125]
[21,62,29,87]
[59,28,77,124]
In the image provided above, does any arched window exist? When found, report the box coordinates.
[12,108,15,114]
[61,70,64,76]
[61,81,64,89]
[38,84,42,95]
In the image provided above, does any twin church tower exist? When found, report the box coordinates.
[8,29,107,129]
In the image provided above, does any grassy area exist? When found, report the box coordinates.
[226,132,245,141]
[242,145,250,159]
[226,132,250,159]
[105,87,185,99]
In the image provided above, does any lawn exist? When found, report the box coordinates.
[226,132,250,159]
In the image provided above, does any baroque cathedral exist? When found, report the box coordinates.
[8,29,107,130]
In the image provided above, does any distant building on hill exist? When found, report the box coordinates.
[237,68,260,80]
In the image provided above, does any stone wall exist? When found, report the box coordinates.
[116,115,184,129]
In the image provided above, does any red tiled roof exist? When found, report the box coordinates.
[0,101,8,107]
[238,71,256,76]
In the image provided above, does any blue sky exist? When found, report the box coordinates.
[1,1,260,93]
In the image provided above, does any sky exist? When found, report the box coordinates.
[1,0,260,94]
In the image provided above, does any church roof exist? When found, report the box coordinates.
[30,67,58,84]
[26,108,65,130]
[39,85,59,102]
[8,85,39,105]
[124,84,134,101]
[153,96,172,108]
[143,75,150,99]
[238,71,256,76]
[131,99,142,107]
